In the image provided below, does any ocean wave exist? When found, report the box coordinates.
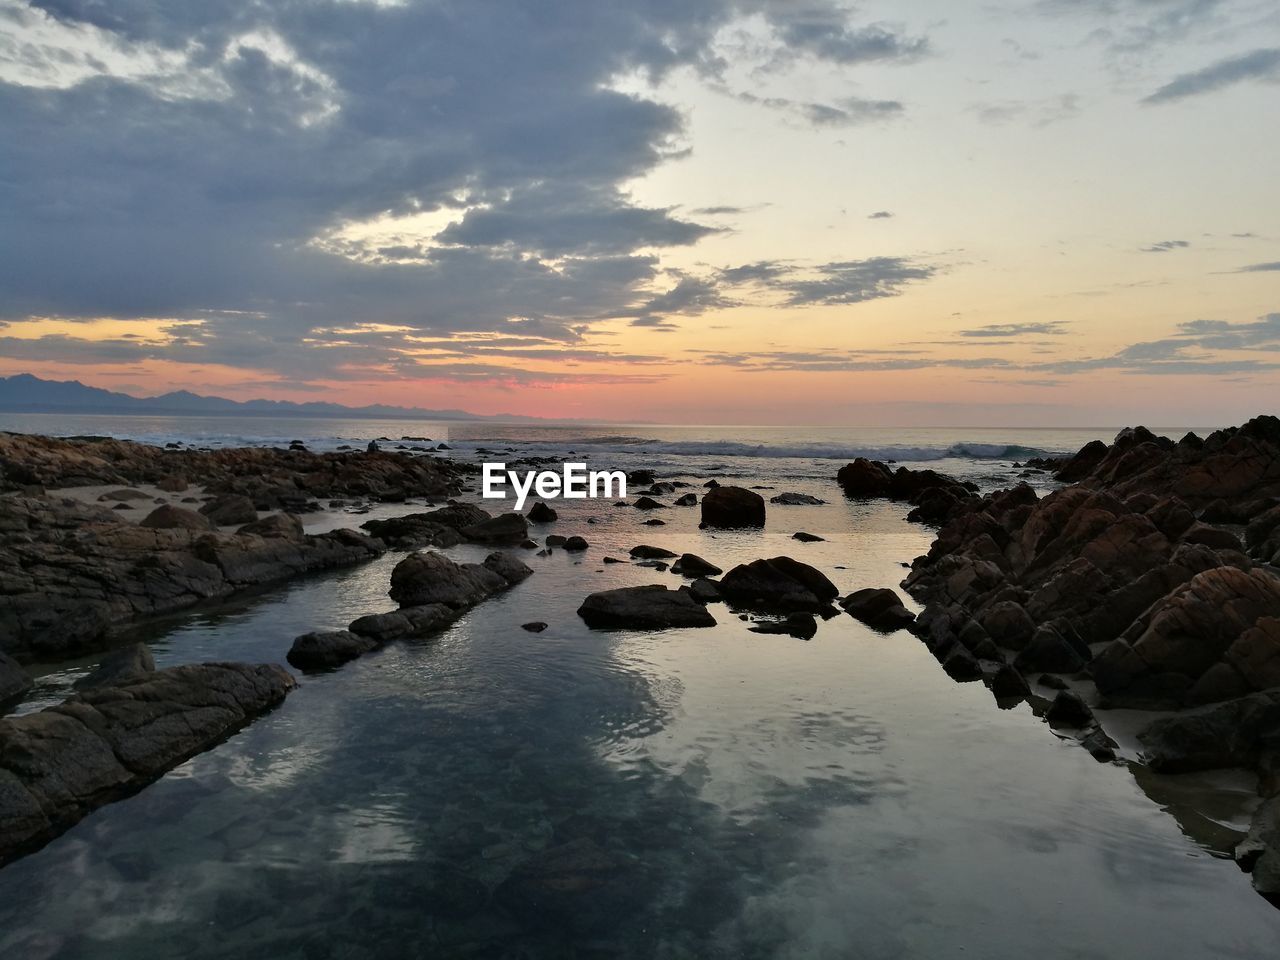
[446,438,1065,462]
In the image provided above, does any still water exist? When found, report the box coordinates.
[1,417,1275,957]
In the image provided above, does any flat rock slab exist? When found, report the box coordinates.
[0,661,295,865]
[578,585,716,629]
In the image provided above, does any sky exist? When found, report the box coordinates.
[0,0,1277,426]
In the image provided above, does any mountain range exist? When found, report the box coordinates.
[0,374,538,421]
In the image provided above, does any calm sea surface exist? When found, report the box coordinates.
[2,414,1275,959]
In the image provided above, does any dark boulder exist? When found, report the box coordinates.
[0,653,32,705]
[792,531,824,543]
[672,553,722,577]
[633,496,666,510]
[719,557,838,612]
[629,545,677,560]
[389,550,532,608]
[139,504,212,531]
[563,536,589,551]
[750,612,818,639]
[75,643,155,690]
[674,493,698,506]
[460,512,529,545]
[236,513,304,540]
[288,630,380,670]
[199,494,258,526]
[528,501,558,523]
[770,492,825,505]
[701,487,766,529]
[841,588,915,631]
[1045,690,1093,728]
[577,585,716,629]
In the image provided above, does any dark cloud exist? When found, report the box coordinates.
[774,258,937,306]
[1144,47,1280,103]
[867,211,894,220]
[801,97,904,126]
[0,0,930,379]
[1141,239,1191,252]
[1240,261,1280,272]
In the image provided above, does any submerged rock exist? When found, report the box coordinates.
[792,531,824,542]
[749,612,819,639]
[390,550,532,608]
[701,486,765,528]
[459,512,529,545]
[671,553,722,577]
[0,662,295,865]
[629,544,677,560]
[770,492,825,505]
[287,630,380,670]
[577,585,716,629]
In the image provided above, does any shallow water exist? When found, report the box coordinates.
[4,426,1279,958]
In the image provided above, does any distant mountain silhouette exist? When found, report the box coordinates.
[0,374,537,421]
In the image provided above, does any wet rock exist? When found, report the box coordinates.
[389,550,532,608]
[672,553,722,577]
[1081,728,1118,762]
[1237,797,1280,899]
[1045,690,1093,728]
[750,612,818,639]
[577,585,716,629]
[642,518,666,526]
[563,536,589,551]
[629,545,677,560]
[546,535,567,547]
[521,622,548,633]
[361,503,490,548]
[1138,689,1280,772]
[347,604,454,642]
[942,646,982,681]
[703,479,720,489]
[139,504,212,531]
[688,578,722,604]
[840,588,915,631]
[976,601,1036,650]
[0,662,295,864]
[674,493,698,506]
[0,653,32,705]
[287,630,381,670]
[527,501,558,523]
[1013,624,1087,674]
[74,643,155,690]
[1038,674,1069,691]
[792,531,824,542]
[156,475,188,493]
[236,513,304,540]
[719,556,838,612]
[460,512,529,545]
[990,664,1030,702]
[633,496,665,510]
[97,488,152,502]
[199,494,258,526]
[701,486,766,529]
[770,492,825,505]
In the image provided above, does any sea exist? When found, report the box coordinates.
[3,413,1278,959]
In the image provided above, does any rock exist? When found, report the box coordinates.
[642,518,666,526]
[629,545,677,560]
[563,536,589,551]
[0,652,32,704]
[792,531,824,542]
[837,459,976,513]
[770,492,825,505]
[688,578,722,604]
[672,553,722,577]
[546,535,567,547]
[1038,674,1069,691]
[199,494,258,526]
[139,504,212,531]
[75,643,155,690]
[703,479,720,489]
[287,630,381,670]
[629,470,656,487]
[989,664,1029,702]
[835,458,894,498]
[840,588,915,631]
[156,475,188,493]
[345,605,446,642]
[361,503,490,548]
[521,622,548,633]
[388,550,532,608]
[1081,728,1118,762]
[718,557,838,612]
[674,493,698,506]
[1013,624,1087,674]
[750,612,818,639]
[633,496,666,510]
[460,512,529,545]
[942,646,982,681]
[977,601,1036,650]
[1045,690,1093,728]
[0,662,295,865]
[577,585,716,629]
[236,513,304,539]
[527,501,558,523]
[1138,689,1280,773]
[701,486,766,528]
[97,488,152,502]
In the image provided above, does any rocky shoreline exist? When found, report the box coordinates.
[889,416,1280,901]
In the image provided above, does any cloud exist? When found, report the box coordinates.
[801,96,904,126]
[774,258,937,306]
[0,0,931,380]
[1141,239,1191,252]
[867,211,893,220]
[958,322,1071,338]
[1144,47,1280,103]
[1239,261,1280,272]
[971,94,1080,127]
